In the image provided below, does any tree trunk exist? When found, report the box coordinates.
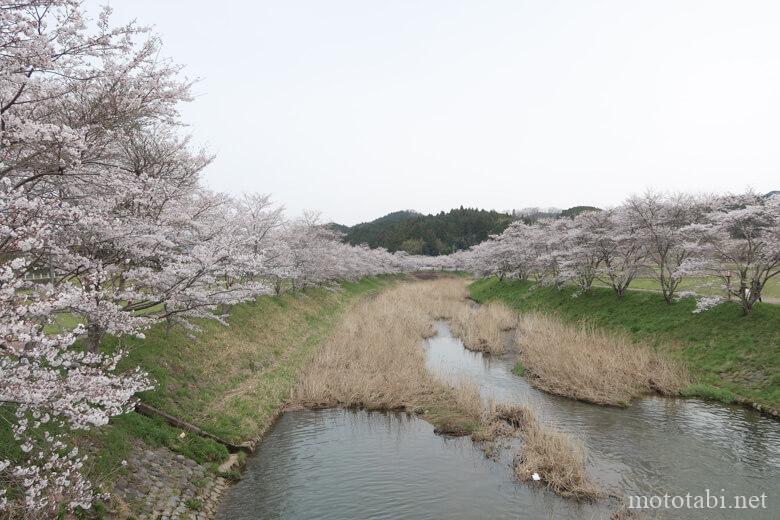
[48,250,55,285]
[741,287,762,315]
[740,298,752,315]
[85,323,104,353]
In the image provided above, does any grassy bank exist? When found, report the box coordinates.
[593,273,780,300]
[469,278,780,413]
[1,276,398,505]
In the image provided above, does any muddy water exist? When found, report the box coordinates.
[217,322,779,520]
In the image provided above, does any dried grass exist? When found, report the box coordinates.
[474,402,601,500]
[514,313,689,406]
[294,279,601,499]
[293,282,484,434]
[420,278,516,354]
[609,506,658,519]
[472,402,533,442]
[514,412,602,500]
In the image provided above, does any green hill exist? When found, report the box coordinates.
[333,207,513,255]
[559,205,600,219]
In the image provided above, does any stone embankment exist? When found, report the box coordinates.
[113,443,229,519]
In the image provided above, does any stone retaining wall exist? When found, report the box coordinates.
[113,443,229,519]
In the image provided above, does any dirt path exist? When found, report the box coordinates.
[625,286,780,304]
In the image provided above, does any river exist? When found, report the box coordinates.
[216,321,779,519]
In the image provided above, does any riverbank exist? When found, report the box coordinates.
[1,276,398,519]
[469,278,780,416]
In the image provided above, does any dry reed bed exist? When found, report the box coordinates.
[424,278,517,354]
[294,279,600,499]
[475,403,600,499]
[514,313,689,407]
[514,413,602,499]
[294,281,483,434]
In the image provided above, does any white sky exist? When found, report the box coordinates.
[92,1,780,225]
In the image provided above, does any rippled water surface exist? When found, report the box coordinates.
[217,321,779,520]
[217,409,611,519]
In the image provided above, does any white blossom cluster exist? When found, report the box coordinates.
[0,2,430,515]
[459,191,779,314]
[692,296,725,313]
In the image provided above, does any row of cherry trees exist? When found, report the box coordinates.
[0,2,430,515]
[2,2,777,515]
[459,191,780,315]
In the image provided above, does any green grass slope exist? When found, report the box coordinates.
[1,276,397,503]
[469,278,780,413]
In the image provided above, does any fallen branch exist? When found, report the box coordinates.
[135,402,253,453]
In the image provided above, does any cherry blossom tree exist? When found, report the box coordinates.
[625,191,705,303]
[453,192,778,314]
[467,235,512,280]
[576,208,647,299]
[558,212,603,293]
[1,2,217,514]
[681,192,779,315]
[0,179,153,516]
[486,222,542,281]
[529,218,569,286]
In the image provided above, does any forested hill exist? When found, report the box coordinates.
[332,208,513,256]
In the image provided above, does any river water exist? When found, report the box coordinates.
[217,321,779,519]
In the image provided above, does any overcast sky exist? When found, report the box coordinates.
[91,1,780,225]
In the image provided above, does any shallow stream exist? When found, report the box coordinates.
[217,321,779,519]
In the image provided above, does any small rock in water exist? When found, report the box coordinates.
[531,472,541,481]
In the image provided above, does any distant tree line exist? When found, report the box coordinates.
[334,206,601,256]
[336,208,514,255]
